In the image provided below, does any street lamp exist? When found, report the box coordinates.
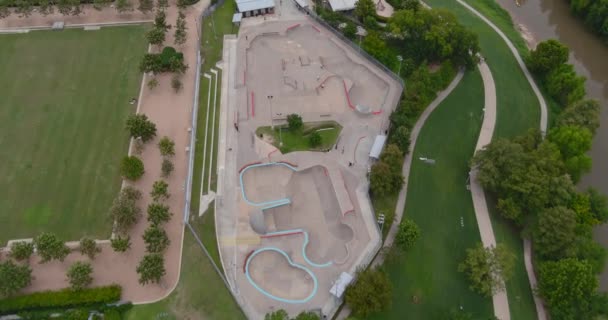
[267,95,274,129]
[396,55,403,77]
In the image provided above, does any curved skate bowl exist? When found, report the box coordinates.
[245,247,318,304]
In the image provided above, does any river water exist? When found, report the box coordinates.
[494,0,608,289]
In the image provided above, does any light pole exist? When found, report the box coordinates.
[397,55,403,77]
[267,95,274,130]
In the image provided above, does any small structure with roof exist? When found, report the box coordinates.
[327,0,356,11]
[369,134,387,160]
[236,0,276,17]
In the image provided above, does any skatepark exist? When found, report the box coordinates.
[215,17,403,318]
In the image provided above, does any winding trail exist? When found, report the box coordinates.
[454,1,549,319]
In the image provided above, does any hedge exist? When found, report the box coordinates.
[0,285,121,315]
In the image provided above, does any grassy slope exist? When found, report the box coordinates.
[423,1,540,319]
[371,70,492,319]
[256,122,342,153]
[127,1,241,318]
[0,26,147,243]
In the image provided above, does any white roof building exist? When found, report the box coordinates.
[328,0,357,11]
[330,272,354,298]
[236,0,275,12]
[369,134,387,159]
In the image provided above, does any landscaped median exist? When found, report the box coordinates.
[256,120,342,153]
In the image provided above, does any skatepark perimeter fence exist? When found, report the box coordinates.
[303,8,404,89]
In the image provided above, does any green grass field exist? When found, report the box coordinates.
[0,26,148,244]
[256,121,342,153]
[370,70,493,319]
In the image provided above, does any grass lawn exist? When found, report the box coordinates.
[124,217,245,320]
[370,70,493,319]
[0,26,148,244]
[256,121,342,153]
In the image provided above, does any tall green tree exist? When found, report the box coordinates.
[546,63,586,106]
[458,243,515,297]
[121,156,145,181]
[287,114,303,131]
[548,125,592,182]
[354,0,376,21]
[109,186,142,233]
[143,225,170,253]
[67,261,93,290]
[147,27,166,46]
[136,253,166,284]
[9,241,34,261]
[34,233,71,263]
[126,114,157,142]
[538,258,599,320]
[0,260,32,297]
[534,206,578,260]
[346,267,392,317]
[396,218,420,250]
[557,99,601,134]
[147,202,172,225]
[527,39,569,75]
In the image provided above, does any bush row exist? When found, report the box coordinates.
[0,285,121,315]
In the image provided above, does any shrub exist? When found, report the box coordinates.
[151,180,170,201]
[34,233,70,263]
[396,218,420,250]
[67,262,93,290]
[0,285,121,314]
[171,75,183,93]
[110,236,131,253]
[9,241,34,261]
[109,187,142,234]
[0,260,32,297]
[125,114,157,142]
[79,238,101,260]
[309,131,322,148]
[287,114,303,131]
[161,159,174,178]
[158,136,175,157]
[147,202,172,225]
[120,156,145,181]
[147,78,159,90]
[136,254,166,285]
[143,225,170,253]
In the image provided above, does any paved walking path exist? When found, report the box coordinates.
[454,1,549,319]
[470,62,511,320]
[0,0,208,303]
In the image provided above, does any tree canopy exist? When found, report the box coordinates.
[458,243,515,297]
[0,261,32,297]
[67,261,93,290]
[136,253,166,285]
[34,232,71,263]
[527,39,569,75]
[345,268,392,317]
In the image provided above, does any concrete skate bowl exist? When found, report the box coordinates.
[240,162,296,207]
[245,247,318,304]
[265,165,356,265]
[286,25,391,113]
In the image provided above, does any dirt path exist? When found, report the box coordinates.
[1,1,207,303]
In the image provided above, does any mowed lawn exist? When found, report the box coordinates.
[0,26,148,243]
[370,70,493,319]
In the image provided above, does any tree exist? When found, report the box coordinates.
[0,1,12,19]
[538,258,598,320]
[34,233,71,263]
[380,144,403,171]
[557,99,601,134]
[354,0,376,21]
[67,262,93,290]
[156,0,168,9]
[546,63,586,106]
[57,0,73,15]
[527,39,569,75]
[147,27,166,46]
[161,159,174,178]
[345,267,392,317]
[126,114,157,142]
[147,202,172,225]
[587,188,608,224]
[458,243,515,297]
[15,0,33,17]
[534,206,578,260]
[115,0,134,13]
[390,125,411,154]
[158,136,175,157]
[370,161,402,196]
[136,253,166,284]
[111,235,131,253]
[174,11,187,46]
[154,9,171,32]
[396,218,420,250]
[138,0,153,13]
[93,0,110,10]
[121,156,145,181]
[294,311,320,320]
[287,114,303,131]
[171,74,183,93]
[265,309,289,320]
[109,186,142,233]
[309,131,322,148]
[79,238,101,260]
[9,241,34,261]
[151,180,170,201]
[362,31,397,70]
[548,125,592,182]
[147,78,159,90]
[343,22,357,39]
[143,225,170,253]
[0,260,32,297]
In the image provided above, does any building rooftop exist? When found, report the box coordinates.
[236,0,275,12]
[328,0,356,11]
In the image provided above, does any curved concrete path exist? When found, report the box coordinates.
[470,62,511,320]
[454,1,549,319]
